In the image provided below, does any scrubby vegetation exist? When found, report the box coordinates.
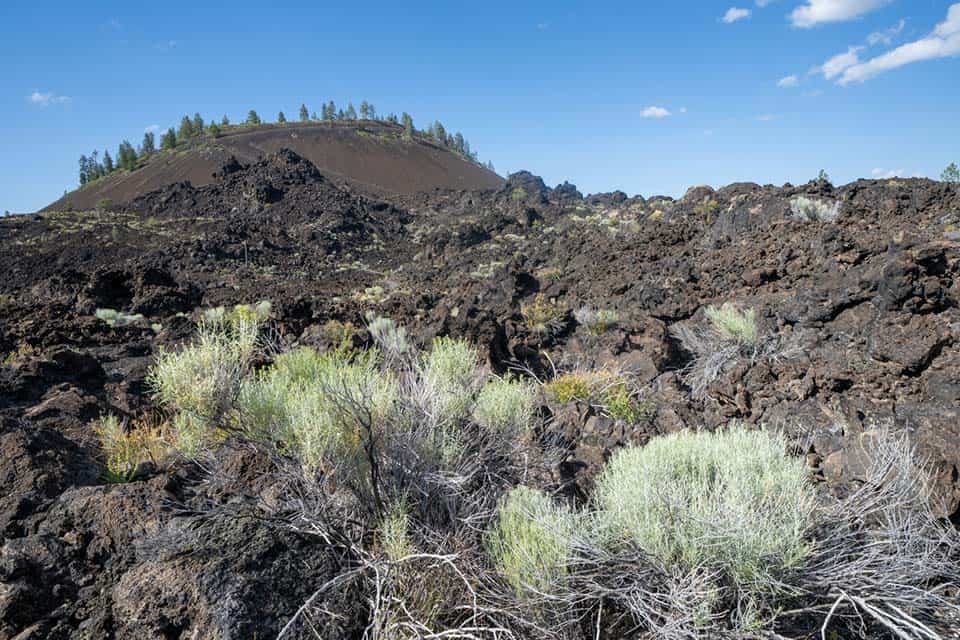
[672,302,800,398]
[486,425,959,639]
[487,487,576,597]
[545,368,653,424]
[94,415,170,483]
[790,195,841,222]
[595,428,813,589]
[573,306,619,335]
[521,294,568,338]
[704,302,757,345]
[94,307,144,327]
[128,310,960,638]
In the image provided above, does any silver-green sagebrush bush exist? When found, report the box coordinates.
[704,302,757,345]
[593,427,814,589]
[671,301,803,399]
[481,424,960,639]
[487,487,576,597]
[472,376,538,438]
[789,195,840,222]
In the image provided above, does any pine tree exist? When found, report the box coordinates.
[368,104,376,120]
[485,160,495,172]
[117,141,138,171]
[942,162,960,183]
[78,154,89,185]
[360,100,370,120]
[402,113,414,140]
[454,132,465,154]
[346,102,357,120]
[87,153,100,182]
[246,110,261,125]
[278,111,287,123]
[221,115,230,127]
[103,150,114,173]
[192,113,204,135]
[161,128,177,150]
[337,109,345,120]
[207,122,222,137]
[141,131,156,156]
[300,103,309,122]
[311,111,318,120]
[434,121,447,145]
[178,116,194,140]
[386,113,398,125]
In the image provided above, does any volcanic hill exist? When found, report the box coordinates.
[44,120,503,212]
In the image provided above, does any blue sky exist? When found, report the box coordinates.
[1,0,958,212]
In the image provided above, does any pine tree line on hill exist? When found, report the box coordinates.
[78,102,495,187]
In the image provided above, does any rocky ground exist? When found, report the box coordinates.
[1,149,959,638]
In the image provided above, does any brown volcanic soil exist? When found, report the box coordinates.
[43,121,503,212]
[2,151,960,638]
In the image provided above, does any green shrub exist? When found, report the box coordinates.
[168,412,208,458]
[544,372,592,403]
[789,196,840,222]
[705,303,757,345]
[574,307,619,335]
[380,504,415,561]
[511,186,528,202]
[423,337,478,387]
[201,300,271,330]
[472,376,537,438]
[147,319,260,451]
[593,426,814,590]
[420,337,480,427]
[601,382,651,424]
[366,314,410,360]
[323,319,359,357]
[487,487,575,597]
[287,350,398,473]
[95,308,144,327]
[94,415,170,482]
[521,294,567,338]
[546,370,650,424]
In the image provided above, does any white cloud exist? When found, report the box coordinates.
[818,45,864,79]
[871,167,905,178]
[757,114,778,121]
[536,22,550,30]
[867,18,905,45]
[28,90,71,106]
[838,3,960,84]
[679,106,688,113]
[790,0,891,28]
[641,106,672,118]
[144,124,161,134]
[777,74,799,87]
[723,7,752,23]
[756,0,775,6]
